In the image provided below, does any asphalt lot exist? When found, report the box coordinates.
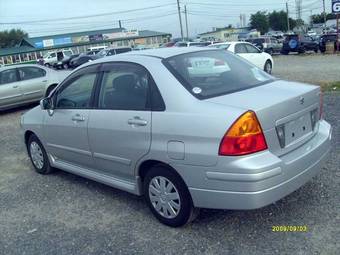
[0,55,339,255]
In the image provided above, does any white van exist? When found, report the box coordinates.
[43,49,73,67]
[87,45,108,53]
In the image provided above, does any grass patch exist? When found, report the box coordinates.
[318,81,340,92]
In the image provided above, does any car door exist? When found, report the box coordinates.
[18,66,47,102]
[0,68,22,108]
[244,43,265,68]
[43,64,99,169]
[87,62,153,182]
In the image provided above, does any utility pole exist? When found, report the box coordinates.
[184,5,189,40]
[323,0,326,28]
[286,1,290,31]
[176,0,184,40]
[118,20,122,29]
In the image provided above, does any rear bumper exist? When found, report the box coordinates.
[173,120,332,210]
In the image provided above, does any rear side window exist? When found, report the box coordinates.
[98,63,150,111]
[163,50,273,99]
[18,67,46,80]
[0,69,18,84]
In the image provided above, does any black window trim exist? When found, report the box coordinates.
[92,61,165,112]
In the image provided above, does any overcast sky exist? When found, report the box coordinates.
[0,0,328,38]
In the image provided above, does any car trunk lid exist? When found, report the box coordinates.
[206,80,321,156]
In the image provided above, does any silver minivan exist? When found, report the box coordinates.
[21,48,332,227]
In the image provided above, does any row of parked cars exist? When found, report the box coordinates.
[41,46,132,70]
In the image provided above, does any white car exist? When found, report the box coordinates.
[43,49,73,67]
[0,64,69,110]
[209,42,274,74]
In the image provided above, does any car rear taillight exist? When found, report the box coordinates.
[319,92,323,120]
[219,111,268,156]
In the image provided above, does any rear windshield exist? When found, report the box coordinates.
[163,50,274,99]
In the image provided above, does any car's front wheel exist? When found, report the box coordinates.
[264,60,272,74]
[144,165,198,227]
[27,134,53,174]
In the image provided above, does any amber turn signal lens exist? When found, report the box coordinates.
[219,111,268,156]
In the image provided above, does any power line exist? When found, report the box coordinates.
[0,3,177,25]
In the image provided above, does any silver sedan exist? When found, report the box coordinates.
[0,64,67,110]
[21,48,332,227]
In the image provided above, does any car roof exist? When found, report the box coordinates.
[0,64,49,71]
[98,47,218,60]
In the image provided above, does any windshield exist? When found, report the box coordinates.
[163,50,274,99]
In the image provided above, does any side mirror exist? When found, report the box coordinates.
[40,97,53,110]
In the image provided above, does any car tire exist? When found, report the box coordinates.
[298,47,305,54]
[27,134,53,175]
[44,63,50,68]
[264,60,272,74]
[144,165,198,227]
[314,48,318,53]
[281,50,289,55]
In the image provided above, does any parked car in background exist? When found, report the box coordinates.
[22,48,331,227]
[43,49,73,67]
[56,54,80,69]
[87,45,107,53]
[69,53,95,68]
[0,64,67,110]
[175,41,212,47]
[209,41,274,74]
[247,37,282,55]
[281,34,319,54]
[94,47,132,59]
[319,33,339,53]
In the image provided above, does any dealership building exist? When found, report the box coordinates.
[0,27,171,65]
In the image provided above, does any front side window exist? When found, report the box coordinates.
[235,44,248,53]
[98,63,150,111]
[56,73,96,109]
[18,67,46,81]
[245,44,260,53]
[50,53,56,58]
[0,69,18,84]
[164,50,273,99]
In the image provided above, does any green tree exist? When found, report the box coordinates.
[250,11,269,34]
[268,11,288,31]
[0,29,28,48]
[311,13,336,24]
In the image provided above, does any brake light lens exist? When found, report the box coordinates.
[319,92,323,120]
[219,111,268,156]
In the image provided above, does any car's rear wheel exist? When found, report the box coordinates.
[144,165,198,227]
[264,60,272,74]
[27,134,53,174]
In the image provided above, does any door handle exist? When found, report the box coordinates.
[72,114,85,122]
[13,85,18,88]
[128,117,147,126]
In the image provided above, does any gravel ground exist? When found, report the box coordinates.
[0,56,339,254]
[273,54,340,85]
